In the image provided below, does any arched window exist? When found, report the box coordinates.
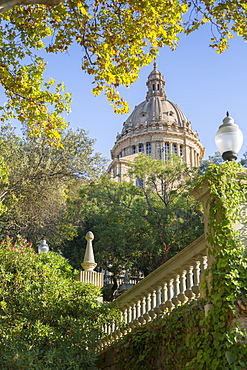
[146,143,151,155]
[172,143,177,155]
[164,142,169,160]
[139,143,144,153]
[132,145,136,154]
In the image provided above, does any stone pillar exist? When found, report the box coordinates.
[191,174,247,306]
[191,181,215,267]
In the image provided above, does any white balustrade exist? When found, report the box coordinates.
[100,234,207,349]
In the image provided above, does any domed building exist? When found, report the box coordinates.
[108,62,205,181]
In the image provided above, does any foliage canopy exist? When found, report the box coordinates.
[0,0,246,145]
[0,236,117,369]
[62,155,204,281]
[0,124,106,244]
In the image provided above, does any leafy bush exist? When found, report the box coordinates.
[0,236,117,369]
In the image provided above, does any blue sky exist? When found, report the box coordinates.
[4,23,247,163]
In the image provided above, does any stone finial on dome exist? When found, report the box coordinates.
[81,231,97,271]
[146,61,166,100]
[153,59,158,71]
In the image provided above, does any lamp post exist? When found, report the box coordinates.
[215,112,244,161]
[38,239,49,253]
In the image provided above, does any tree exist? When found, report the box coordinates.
[0,0,246,146]
[240,151,247,167]
[62,155,204,279]
[127,154,204,262]
[201,151,247,170]
[200,151,224,172]
[0,124,107,244]
[0,236,118,369]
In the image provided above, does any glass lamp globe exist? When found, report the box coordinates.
[215,112,244,161]
[38,239,49,253]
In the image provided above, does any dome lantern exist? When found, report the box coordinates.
[146,61,166,100]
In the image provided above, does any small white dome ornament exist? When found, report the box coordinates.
[38,240,49,253]
[215,112,244,161]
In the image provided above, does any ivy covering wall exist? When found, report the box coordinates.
[116,301,204,369]
[113,162,247,370]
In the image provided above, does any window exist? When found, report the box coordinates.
[136,178,143,188]
[180,145,183,157]
[172,143,177,155]
[132,145,136,154]
[146,143,151,155]
[164,142,169,160]
[139,143,144,153]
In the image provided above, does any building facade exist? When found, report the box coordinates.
[108,62,205,182]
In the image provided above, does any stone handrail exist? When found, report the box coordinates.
[101,234,207,348]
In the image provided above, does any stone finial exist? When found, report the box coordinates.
[38,239,49,253]
[81,231,97,271]
[124,268,130,283]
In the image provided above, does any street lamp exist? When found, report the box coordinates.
[38,239,49,253]
[215,112,244,161]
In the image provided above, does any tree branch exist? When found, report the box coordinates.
[0,0,62,14]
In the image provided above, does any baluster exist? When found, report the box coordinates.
[127,306,132,328]
[159,282,168,312]
[129,303,136,328]
[172,274,180,307]
[138,296,146,324]
[201,255,208,274]
[113,319,121,340]
[112,321,117,340]
[177,269,188,304]
[154,285,162,314]
[143,293,151,322]
[105,323,111,347]
[120,308,128,334]
[192,260,200,297]
[133,300,141,326]
[101,323,108,347]
[166,278,175,312]
[148,289,156,319]
[185,265,195,301]
[115,311,123,339]
[107,322,111,337]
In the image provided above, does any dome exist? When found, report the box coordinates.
[118,61,192,139]
[123,98,188,132]
[108,62,205,180]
